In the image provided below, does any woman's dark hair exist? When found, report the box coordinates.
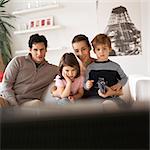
[59,53,80,79]
[28,33,47,48]
[72,34,91,50]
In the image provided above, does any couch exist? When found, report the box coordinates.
[0,74,150,149]
[1,99,149,149]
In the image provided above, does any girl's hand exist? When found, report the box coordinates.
[68,96,75,103]
[111,83,122,91]
[62,71,72,83]
[86,80,94,90]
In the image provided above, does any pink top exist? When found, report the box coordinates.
[55,75,84,95]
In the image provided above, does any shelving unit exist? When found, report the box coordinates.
[12,3,61,35]
[12,4,60,15]
[14,25,61,35]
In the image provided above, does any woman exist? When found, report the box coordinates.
[72,34,95,75]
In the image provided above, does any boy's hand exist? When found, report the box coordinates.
[98,86,115,98]
[111,83,122,91]
[86,80,94,90]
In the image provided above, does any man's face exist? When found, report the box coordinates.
[30,42,47,64]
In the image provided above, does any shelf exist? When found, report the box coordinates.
[12,4,60,15]
[15,47,62,55]
[14,25,61,35]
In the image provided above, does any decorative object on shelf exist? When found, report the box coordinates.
[0,0,15,71]
[25,0,39,9]
[12,2,61,35]
[28,16,54,29]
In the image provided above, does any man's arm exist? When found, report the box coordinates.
[1,57,20,106]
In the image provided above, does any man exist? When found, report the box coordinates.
[0,34,58,107]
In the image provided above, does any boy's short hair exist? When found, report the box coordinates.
[91,34,111,50]
[28,34,47,48]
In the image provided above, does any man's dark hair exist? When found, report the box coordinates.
[28,34,48,48]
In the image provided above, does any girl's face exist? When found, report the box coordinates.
[72,41,90,61]
[62,66,77,81]
[94,44,110,61]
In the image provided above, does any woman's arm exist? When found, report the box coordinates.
[98,86,123,98]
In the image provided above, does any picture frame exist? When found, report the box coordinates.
[97,0,142,56]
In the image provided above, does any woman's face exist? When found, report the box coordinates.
[72,41,90,62]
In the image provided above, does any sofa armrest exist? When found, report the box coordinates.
[129,74,150,101]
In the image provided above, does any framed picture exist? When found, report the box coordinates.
[96,0,142,56]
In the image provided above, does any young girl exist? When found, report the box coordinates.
[51,52,84,104]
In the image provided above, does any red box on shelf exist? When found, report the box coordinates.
[28,16,54,29]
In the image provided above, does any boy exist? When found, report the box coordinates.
[84,34,128,105]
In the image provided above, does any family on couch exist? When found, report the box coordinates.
[0,33,129,108]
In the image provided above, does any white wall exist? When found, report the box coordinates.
[6,0,150,76]
[146,0,150,75]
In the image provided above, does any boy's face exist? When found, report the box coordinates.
[72,41,90,61]
[30,42,47,64]
[94,44,111,61]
